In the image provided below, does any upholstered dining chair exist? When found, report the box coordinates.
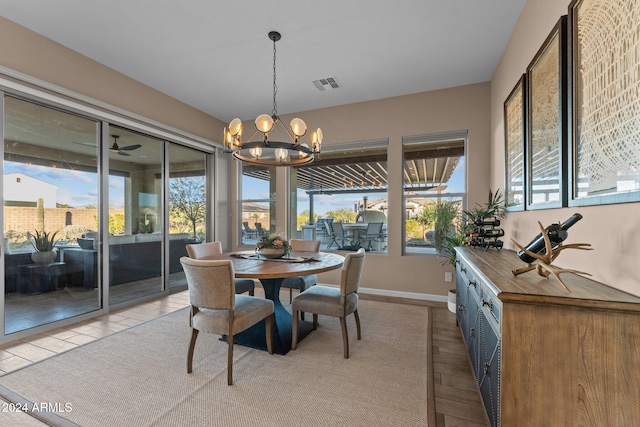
[186,241,255,296]
[281,239,321,319]
[291,248,365,358]
[180,257,274,385]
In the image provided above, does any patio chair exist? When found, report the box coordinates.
[325,221,345,250]
[181,257,274,385]
[242,222,257,239]
[186,241,255,295]
[362,222,384,251]
[291,248,365,358]
[315,218,333,239]
[254,222,267,238]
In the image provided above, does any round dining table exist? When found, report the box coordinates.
[202,250,344,354]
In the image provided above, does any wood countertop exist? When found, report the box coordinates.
[456,247,640,312]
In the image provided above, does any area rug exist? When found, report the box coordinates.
[0,300,430,426]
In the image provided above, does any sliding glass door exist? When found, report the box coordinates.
[107,126,165,306]
[2,92,212,339]
[3,95,102,334]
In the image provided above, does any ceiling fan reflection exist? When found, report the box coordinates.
[109,134,141,156]
[71,135,141,156]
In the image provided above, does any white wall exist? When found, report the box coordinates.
[4,173,57,208]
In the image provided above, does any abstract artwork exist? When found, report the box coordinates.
[527,16,567,208]
[504,75,526,210]
[570,0,640,203]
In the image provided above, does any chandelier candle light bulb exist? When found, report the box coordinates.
[249,146,262,159]
[255,114,274,133]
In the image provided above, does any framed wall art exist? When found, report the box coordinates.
[569,0,640,206]
[526,15,568,210]
[504,74,526,211]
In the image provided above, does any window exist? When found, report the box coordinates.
[239,163,276,246]
[403,132,466,255]
[292,140,388,253]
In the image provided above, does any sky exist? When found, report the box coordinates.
[4,161,124,207]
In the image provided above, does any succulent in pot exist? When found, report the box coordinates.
[28,229,62,264]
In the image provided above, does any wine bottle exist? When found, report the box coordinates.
[474,218,501,227]
[517,213,583,263]
[466,228,505,238]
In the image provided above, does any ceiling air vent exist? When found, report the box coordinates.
[312,76,341,91]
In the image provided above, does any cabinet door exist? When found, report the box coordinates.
[466,291,481,381]
[455,265,468,338]
[478,309,501,427]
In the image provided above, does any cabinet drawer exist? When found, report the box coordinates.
[457,258,481,298]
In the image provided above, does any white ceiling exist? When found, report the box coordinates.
[1,0,526,124]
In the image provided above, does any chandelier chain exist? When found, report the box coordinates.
[272,36,278,118]
[224,31,321,166]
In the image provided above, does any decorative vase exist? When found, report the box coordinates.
[447,289,457,314]
[258,248,286,259]
[31,250,56,265]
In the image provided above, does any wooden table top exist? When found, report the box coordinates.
[456,247,640,312]
[202,251,345,279]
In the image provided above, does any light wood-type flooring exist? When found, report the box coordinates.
[0,290,487,427]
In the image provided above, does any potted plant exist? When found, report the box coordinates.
[463,188,506,224]
[28,229,62,264]
[256,232,291,259]
[432,200,461,256]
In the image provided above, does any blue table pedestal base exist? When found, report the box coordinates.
[229,277,314,355]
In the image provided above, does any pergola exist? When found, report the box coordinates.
[241,143,463,223]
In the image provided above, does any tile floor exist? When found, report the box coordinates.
[0,291,191,375]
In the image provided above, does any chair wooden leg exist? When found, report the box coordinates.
[289,287,293,303]
[227,333,234,385]
[291,309,299,350]
[187,328,199,373]
[354,309,362,340]
[340,316,349,358]
[312,313,318,330]
[266,314,274,354]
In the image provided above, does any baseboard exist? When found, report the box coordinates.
[316,282,448,303]
[359,287,448,303]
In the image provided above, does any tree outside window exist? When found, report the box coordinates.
[169,176,206,240]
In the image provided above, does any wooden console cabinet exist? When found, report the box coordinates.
[455,247,640,427]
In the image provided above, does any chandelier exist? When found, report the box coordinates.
[223,31,322,166]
